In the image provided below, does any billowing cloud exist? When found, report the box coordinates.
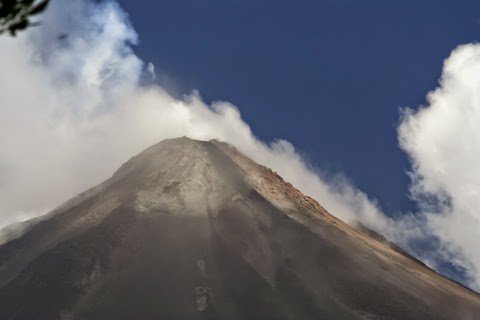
[398,43,480,289]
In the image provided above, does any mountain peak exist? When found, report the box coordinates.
[110,137,249,217]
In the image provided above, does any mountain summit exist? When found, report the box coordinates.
[0,137,479,319]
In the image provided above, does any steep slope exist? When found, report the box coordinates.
[0,137,479,320]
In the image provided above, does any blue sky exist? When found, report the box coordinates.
[118,0,480,216]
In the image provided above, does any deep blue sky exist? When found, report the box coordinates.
[118,0,480,217]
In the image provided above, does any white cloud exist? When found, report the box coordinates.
[398,43,480,289]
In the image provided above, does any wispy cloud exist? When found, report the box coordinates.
[147,62,156,80]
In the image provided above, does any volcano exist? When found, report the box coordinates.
[0,137,479,319]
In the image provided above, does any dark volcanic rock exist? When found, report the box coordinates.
[0,137,479,320]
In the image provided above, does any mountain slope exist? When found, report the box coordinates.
[0,137,479,319]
